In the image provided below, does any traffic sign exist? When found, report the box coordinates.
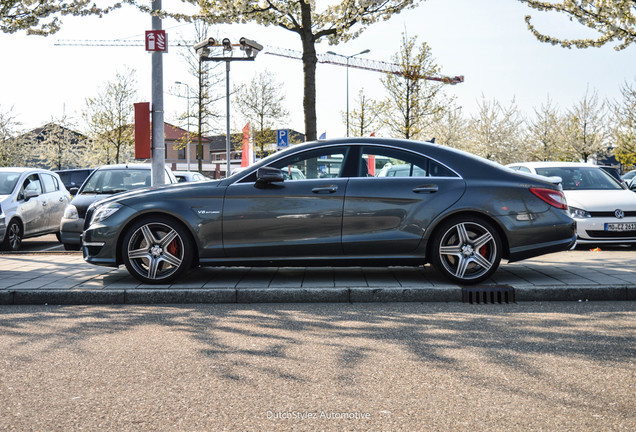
[277,129,289,147]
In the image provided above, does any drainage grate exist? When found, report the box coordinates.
[462,285,515,304]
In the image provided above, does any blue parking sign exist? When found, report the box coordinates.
[277,129,289,147]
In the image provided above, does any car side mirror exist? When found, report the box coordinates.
[24,190,39,200]
[256,167,284,183]
[69,187,79,195]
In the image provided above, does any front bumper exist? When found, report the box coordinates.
[574,216,636,244]
[60,217,84,245]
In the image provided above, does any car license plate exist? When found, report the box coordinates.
[605,223,636,232]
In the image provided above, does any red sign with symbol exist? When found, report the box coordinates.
[145,30,167,52]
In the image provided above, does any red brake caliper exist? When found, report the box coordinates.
[479,245,487,257]
[168,239,179,256]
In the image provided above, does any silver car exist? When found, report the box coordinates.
[0,167,71,251]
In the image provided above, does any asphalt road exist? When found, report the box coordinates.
[1,302,634,431]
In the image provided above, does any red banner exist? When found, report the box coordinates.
[241,123,251,167]
[134,102,151,160]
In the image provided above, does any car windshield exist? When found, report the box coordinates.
[0,172,21,195]
[80,169,151,194]
[535,167,623,190]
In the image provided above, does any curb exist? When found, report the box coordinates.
[1,285,633,305]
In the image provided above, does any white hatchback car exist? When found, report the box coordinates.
[508,162,636,245]
[0,167,71,250]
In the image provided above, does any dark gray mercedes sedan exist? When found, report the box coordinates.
[82,138,576,285]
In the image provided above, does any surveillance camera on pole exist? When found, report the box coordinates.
[239,37,263,58]
[194,37,215,57]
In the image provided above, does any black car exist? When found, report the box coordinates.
[82,138,576,285]
[59,164,177,250]
[54,168,94,193]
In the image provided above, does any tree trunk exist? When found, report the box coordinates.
[300,2,317,141]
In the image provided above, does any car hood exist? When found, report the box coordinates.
[564,189,636,211]
[90,180,222,209]
[71,194,109,216]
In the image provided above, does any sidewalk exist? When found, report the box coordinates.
[0,249,634,305]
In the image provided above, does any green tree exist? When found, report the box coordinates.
[1,0,121,35]
[83,69,137,165]
[518,0,636,50]
[561,89,607,162]
[612,80,636,168]
[165,0,420,141]
[379,33,446,140]
[346,89,381,137]
[235,70,289,157]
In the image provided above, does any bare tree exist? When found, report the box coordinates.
[467,96,526,164]
[0,106,22,166]
[611,79,636,169]
[424,102,468,150]
[82,68,138,165]
[173,21,225,172]
[344,89,380,137]
[234,70,289,157]
[526,97,566,161]
[561,89,607,162]
[379,33,446,140]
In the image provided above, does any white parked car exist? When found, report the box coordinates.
[507,162,636,245]
[0,167,71,250]
[173,171,208,183]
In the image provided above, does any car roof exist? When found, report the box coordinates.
[0,167,56,174]
[95,163,153,171]
[508,161,601,168]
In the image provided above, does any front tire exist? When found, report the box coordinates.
[1,220,23,251]
[430,216,502,285]
[121,216,193,284]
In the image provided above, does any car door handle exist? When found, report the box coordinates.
[59,197,65,202]
[42,201,48,206]
[413,185,439,193]
[312,185,338,194]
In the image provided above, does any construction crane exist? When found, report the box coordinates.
[55,39,464,85]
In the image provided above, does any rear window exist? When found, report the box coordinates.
[536,167,623,190]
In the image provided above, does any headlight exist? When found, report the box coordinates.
[63,205,79,220]
[569,207,591,218]
[91,203,123,224]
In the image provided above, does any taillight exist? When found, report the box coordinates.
[530,187,568,210]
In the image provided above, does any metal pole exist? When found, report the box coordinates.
[225,60,231,177]
[151,0,165,186]
[346,57,350,137]
[186,85,191,172]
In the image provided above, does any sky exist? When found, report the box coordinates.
[1,0,635,139]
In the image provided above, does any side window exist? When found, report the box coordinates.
[20,174,43,199]
[41,174,59,193]
[273,148,348,180]
[361,146,456,178]
[239,147,349,183]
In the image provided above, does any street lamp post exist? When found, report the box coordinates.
[175,81,191,172]
[326,49,370,137]
[195,37,262,177]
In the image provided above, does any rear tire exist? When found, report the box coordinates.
[430,215,502,285]
[121,216,193,284]
[1,220,23,251]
